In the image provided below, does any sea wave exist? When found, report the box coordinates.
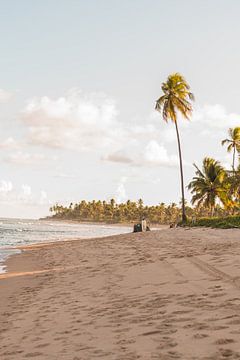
[0,218,131,273]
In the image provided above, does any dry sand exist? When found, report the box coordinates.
[1,228,240,359]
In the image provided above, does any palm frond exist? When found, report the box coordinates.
[155,73,194,123]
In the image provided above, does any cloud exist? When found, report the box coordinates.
[102,152,133,164]
[102,103,238,168]
[0,137,19,150]
[39,190,48,205]
[21,89,122,152]
[0,180,50,206]
[192,104,240,134]
[19,90,240,172]
[115,177,127,203]
[4,151,57,165]
[143,140,178,166]
[18,184,33,203]
[52,172,80,179]
[22,184,32,196]
[22,90,179,168]
[0,180,13,193]
[4,151,47,165]
[151,103,240,136]
[103,141,179,167]
[193,105,236,128]
[0,89,13,103]
[102,105,236,168]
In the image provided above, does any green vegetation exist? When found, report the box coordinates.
[49,198,232,225]
[186,215,240,229]
[49,199,186,224]
[187,133,240,218]
[188,158,228,217]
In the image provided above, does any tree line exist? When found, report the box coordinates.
[49,197,232,225]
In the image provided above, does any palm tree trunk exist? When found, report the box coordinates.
[174,120,187,223]
[211,205,215,217]
[233,145,236,174]
[232,146,236,215]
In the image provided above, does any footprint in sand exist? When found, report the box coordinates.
[218,348,240,358]
[210,325,229,331]
[155,340,178,349]
[35,343,50,348]
[142,330,162,336]
[227,319,240,325]
[171,310,192,315]
[167,350,182,359]
[24,352,43,358]
[215,338,235,345]
[193,333,209,339]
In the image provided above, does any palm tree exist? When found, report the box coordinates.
[155,73,194,223]
[221,127,240,174]
[225,164,240,212]
[188,157,227,217]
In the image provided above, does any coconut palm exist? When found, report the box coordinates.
[225,164,240,212]
[221,127,240,173]
[188,157,227,216]
[155,73,194,223]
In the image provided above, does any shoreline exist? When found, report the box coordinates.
[2,228,240,359]
[0,221,167,274]
[0,221,137,274]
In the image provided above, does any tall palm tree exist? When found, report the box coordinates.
[222,127,240,174]
[188,157,227,217]
[155,73,194,223]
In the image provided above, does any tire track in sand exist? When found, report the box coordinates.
[188,256,240,290]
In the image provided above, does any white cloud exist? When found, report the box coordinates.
[160,128,176,143]
[115,177,127,203]
[151,103,240,136]
[39,190,48,205]
[22,184,32,196]
[18,90,180,170]
[0,180,13,193]
[18,184,33,203]
[0,137,19,150]
[143,140,178,166]
[102,103,240,169]
[22,89,122,151]
[4,151,55,165]
[0,89,13,103]
[53,172,80,179]
[102,152,133,164]
[19,90,240,173]
[0,180,50,207]
[103,141,179,167]
[193,104,240,131]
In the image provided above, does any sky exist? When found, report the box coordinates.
[0,0,240,218]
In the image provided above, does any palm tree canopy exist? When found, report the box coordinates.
[188,157,227,210]
[155,73,194,122]
[221,127,240,152]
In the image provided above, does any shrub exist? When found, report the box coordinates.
[186,215,240,229]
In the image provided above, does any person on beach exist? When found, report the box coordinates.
[141,217,147,232]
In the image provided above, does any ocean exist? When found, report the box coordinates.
[0,218,132,273]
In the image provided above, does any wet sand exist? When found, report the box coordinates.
[1,228,240,359]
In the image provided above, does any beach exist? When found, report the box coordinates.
[1,228,240,359]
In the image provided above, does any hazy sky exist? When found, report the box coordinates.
[0,0,240,218]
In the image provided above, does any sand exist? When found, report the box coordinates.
[1,228,240,359]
